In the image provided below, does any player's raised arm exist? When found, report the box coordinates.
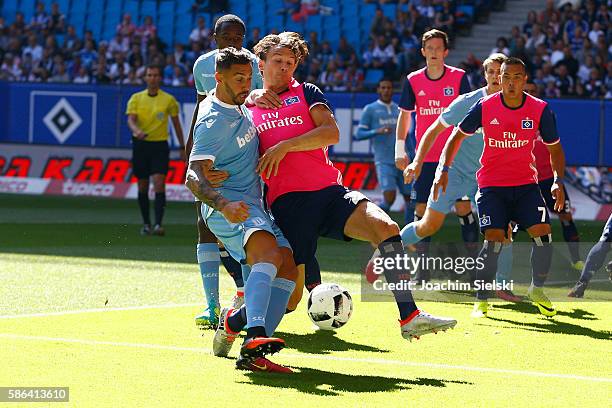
[257,104,339,179]
[403,117,447,183]
[186,159,248,223]
[540,106,566,212]
[432,99,482,201]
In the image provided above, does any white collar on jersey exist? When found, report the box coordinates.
[211,91,243,113]
[376,99,394,107]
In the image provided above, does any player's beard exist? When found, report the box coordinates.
[225,83,248,105]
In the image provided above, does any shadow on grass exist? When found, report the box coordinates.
[275,330,389,354]
[483,316,611,341]
[239,366,473,396]
[492,303,599,321]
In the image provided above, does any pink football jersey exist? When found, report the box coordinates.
[403,65,466,162]
[249,79,343,206]
[478,92,548,188]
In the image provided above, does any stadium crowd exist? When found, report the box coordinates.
[0,0,610,99]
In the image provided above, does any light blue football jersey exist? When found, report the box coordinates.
[357,100,400,165]
[190,93,261,210]
[439,87,487,177]
[193,48,263,96]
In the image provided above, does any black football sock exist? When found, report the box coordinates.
[137,191,150,225]
[154,192,166,226]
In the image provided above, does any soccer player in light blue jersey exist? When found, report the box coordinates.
[400,53,519,301]
[355,78,413,223]
[186,15,280,329]
[186,47,297,373]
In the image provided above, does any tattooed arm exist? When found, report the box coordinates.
[185,159,249,223]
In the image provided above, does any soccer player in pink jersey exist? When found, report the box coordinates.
[395,29,473,283]
[524,81,584,271]
[249,32,457,341]
[435,58,567,318]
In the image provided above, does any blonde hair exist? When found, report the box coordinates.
[253,31,309,63]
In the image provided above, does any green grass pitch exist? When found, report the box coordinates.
[0,194,610,407]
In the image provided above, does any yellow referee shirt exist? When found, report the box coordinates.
[126,89,179,142]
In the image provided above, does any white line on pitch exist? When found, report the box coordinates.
[1,333,611,383]
[0,303,201,319]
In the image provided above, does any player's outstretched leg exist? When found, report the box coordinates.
[219,245,245,308]
[568,215,611,298]
[194,203,221,329]
[527,230,556,317]
[495,241,523,302]
[472,237,504,318]
[346,200,457,341]
[236,231,291,373]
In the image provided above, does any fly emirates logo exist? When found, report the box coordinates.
[487,131,529,149]
[256,111,304,133]
[418,99,444,116]
[236,126,257,148]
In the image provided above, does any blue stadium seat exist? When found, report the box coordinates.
[70,0,88,15]
[2,0,19,22]
[305,15,322,36]
[230,0,247,19]
[360,3,377,19]
[19,0,36,22]
[364,69,384,85]
[249,12,266,31]
[54,0,70,14]
[123,0,140,24]
[140,1,157,22]
[381,4,396,20]
[266,13,284,32]
[175,14,193,45]
[71,12,86,35]
[158,1,174,47]
[105,0,123,14]
[86,2,103,38]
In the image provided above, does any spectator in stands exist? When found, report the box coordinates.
[23,34,42,64]
[550,39,565,65]
[117,13,136,37]
[319,60,340,89]
[578,54,596,83]
[584,67,604,98]
[595,3,610,26]
[48,2,65,34]
[539,0,560,26]
[588,21,604,44]
[547,12,562,39]
[316,40,334,65]
[555,64,575,96]
[109,33,130,56]
[246,27,260,51]
[63,25,79,51]
[30,2,49,32]
[49,62,69,82]
[342,64,365,92]
[138,16,157,45]
[564,11,589,42]
[307,31,321,57]
[544,79,561,98]
[526,24,546,55]
[189,16,209,46]
[110,52,130,79]
[434,1,454,39]
[123,69,143,85]
[0,53,21,80]
[11,12,26,37]
[337,36,356,64]
[555,46,579,78]
[370,8,390,39]
[73,65,90,84]
[491,37,510,56]
[79,39,98,70]
[523,10,537,36]
[582,0,598,26]
[603,61,612,99]
[93,59,111,84]
[417,0,435,22]
[372,35,396,75]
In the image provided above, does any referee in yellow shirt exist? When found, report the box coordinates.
[126,64,185,236]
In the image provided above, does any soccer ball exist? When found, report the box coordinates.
[307,283,353,330]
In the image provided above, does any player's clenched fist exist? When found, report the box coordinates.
[221,201,250,223]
